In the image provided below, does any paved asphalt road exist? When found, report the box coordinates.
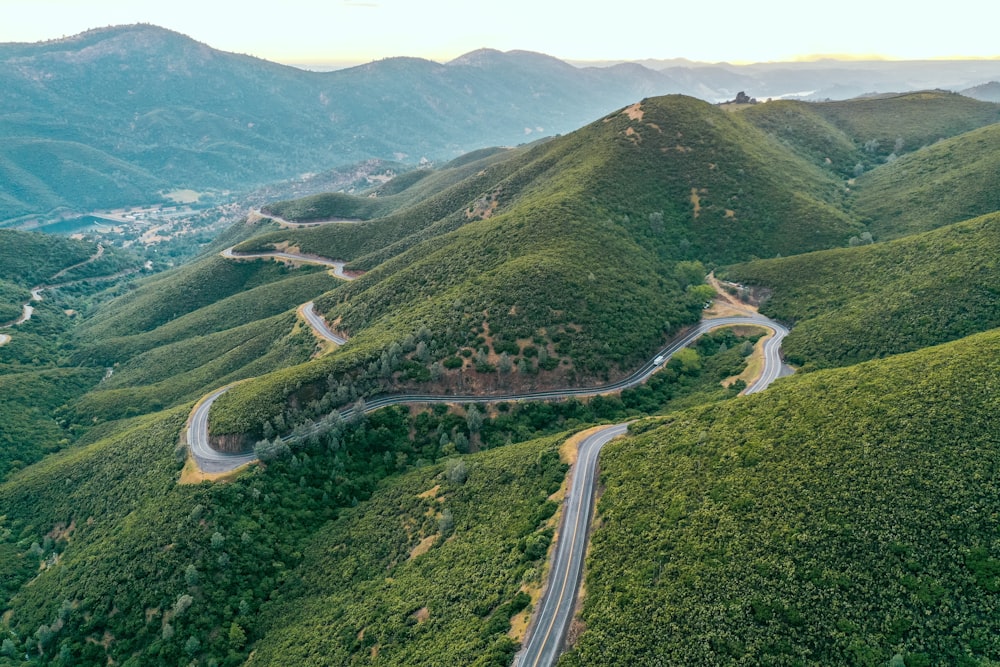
[221,246,354,279]
[517,423,629,667]
[187,313,788,470]
[514,315,789,667]
[252,208,362,227]
[186,386,257,473]
[299,301,349,345]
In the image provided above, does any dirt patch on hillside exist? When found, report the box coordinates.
[178,457,249,485]
[623,102,644,120]
[409,534,438,560]
[690,188,702,218]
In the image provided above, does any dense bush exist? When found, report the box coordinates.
[726,211,1000,368]
[565,328,1000,666]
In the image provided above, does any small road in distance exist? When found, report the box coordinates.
[221,246,355,280]
[299,301,349,346]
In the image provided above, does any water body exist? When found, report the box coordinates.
[35,215,112,235]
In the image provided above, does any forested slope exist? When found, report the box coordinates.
[209,93,865,442]
[850,122,1000,238]
[726,211,1000,368]
[565,328,1000,666]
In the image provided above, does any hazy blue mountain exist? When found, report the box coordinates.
[963,81,1000,102]
[0,25,686,221]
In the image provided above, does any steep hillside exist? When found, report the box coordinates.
[725,211,1000,368]
[0,230,98,286]
[247,434,568,666]
[210,94,862,441]
[565,328,1000,666]
[0,394,573,666]
[849,122,1000,238]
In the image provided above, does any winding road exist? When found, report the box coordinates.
[515,317,788,667]
[1,244,108,333]
[221,246,354,280]
[299,301,349,345]
[189,246,791,664]
[186,309,788,472]
[252,208,362,228]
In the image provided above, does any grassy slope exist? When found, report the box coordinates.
[850,122,1000,239]
[725,212,1000,368]
[73,255,309,341]
[73,266,339,365]
[810,91,1000,163]
[210,94,863,438]
[564,328,1000,666]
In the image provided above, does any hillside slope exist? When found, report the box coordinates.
[565,328,1000,666]
[849,122,1000,238]
[725,211,1000,368]
[0,25,689,220]
[209,93,863,441]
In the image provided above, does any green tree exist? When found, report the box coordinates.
[466,406,483,434]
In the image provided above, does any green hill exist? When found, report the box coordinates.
[738,91,1000,181]
[1,88,998,667]
[210,93,864,442]
[809,91,999,165]
[0,391,571,666]
[725,211,1000,368]
[0,230,97,286]
[849,122,1000,238]
[565,328,1000,666]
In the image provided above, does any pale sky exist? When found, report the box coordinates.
[1,0,997,66]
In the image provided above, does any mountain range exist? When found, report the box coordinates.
[0,25,999,666]
[2,24,1000,223]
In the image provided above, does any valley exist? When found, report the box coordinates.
[0,38,999,666]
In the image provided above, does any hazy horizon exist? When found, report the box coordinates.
[2,0,998,67]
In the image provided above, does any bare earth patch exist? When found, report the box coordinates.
[690,188,702,218]
[408,534,438,561]
[178,457,248,485]
[417,484,441,500]
[720,326,772,390]
[411,607,431,624]
[508,606,532,642]
[623,102,644,121]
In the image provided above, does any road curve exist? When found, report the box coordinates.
[186,386,258,473]
[187,313,787,472]
[221,246,355,280]
[299,301,349,346]
[253,208,362,228]
[515,316,789,667]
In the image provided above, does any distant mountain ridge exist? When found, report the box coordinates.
[0,25,688,222]
[2,25,998,222]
